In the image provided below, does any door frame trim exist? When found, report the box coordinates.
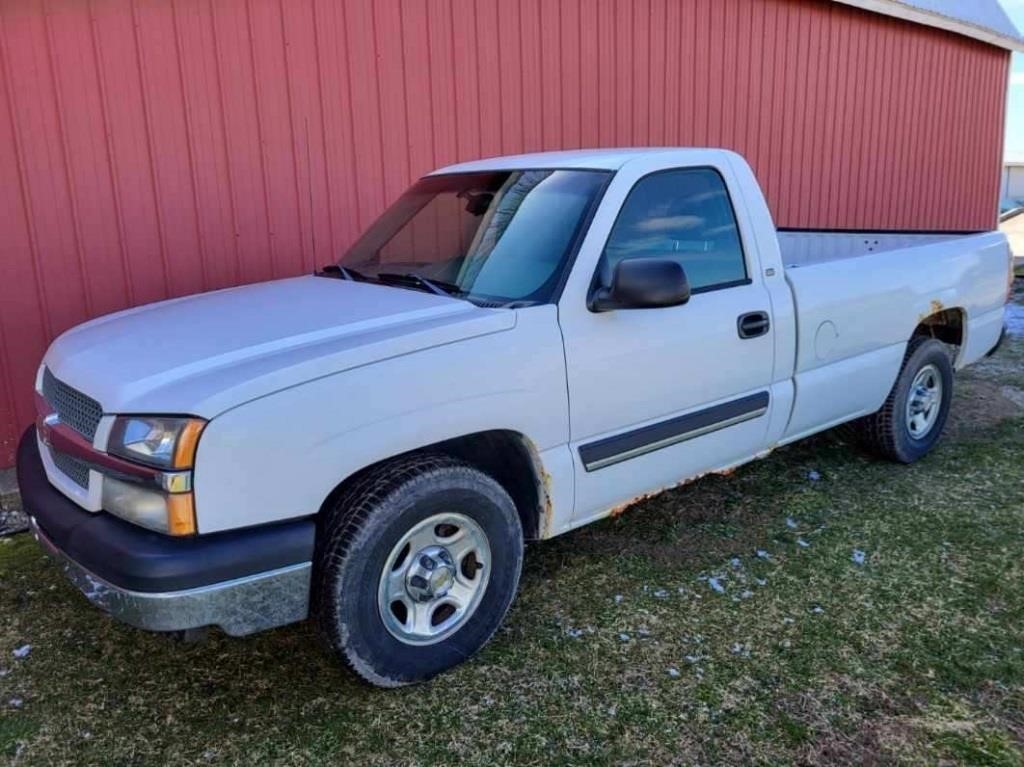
[578,391,770,472]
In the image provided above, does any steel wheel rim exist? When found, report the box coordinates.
[377,512,491,646]
[905,363,943,439]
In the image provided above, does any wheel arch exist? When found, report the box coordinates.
[913,306,965,347]
[316,429,551,543]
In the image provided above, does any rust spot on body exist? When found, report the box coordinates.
[920,299,945,322]
[600,450,775,523]
[608,492,657,518]
[540,469,555,538]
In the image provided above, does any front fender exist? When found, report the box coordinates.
[192,307,570,534]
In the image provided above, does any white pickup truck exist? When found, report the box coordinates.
[18,149,1012,687]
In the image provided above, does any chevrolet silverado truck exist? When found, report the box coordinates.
[18,149,1013,687]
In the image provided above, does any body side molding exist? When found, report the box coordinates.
[578,392,771,472]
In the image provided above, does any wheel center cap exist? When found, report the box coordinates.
[913,388,936,413]
[405,546,455,601]
[429,568,454,595]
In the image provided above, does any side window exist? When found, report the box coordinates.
[600,168,748,292]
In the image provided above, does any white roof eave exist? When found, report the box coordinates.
[832,0,1024,52]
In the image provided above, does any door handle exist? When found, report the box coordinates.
[737,311,770,339]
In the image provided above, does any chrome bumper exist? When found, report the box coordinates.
[30,516,312,637]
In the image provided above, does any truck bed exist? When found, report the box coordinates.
[777,229,1007,368]
[777,230,970,269]
[775,228,1009,441]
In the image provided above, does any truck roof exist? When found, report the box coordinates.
[431,148,722,174]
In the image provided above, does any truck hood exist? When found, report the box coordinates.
[44,276,514,417]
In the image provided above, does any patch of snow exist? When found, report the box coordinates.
[0,509,29,537]
[12,645,31,659]
[730,557,743,569]
[852,549,867,566]
[1000,386,1024,409]
[808,470,822,481]
[613,594,624,604]
[8,697,23,709]
[708,577,726,594]
[811,606,825,614]
[653,589,669,599]
[797,538,810,548]
[1006,300,1024,338]
[756,549,771,560]
[667,667,681,678]
[785,517,798,529]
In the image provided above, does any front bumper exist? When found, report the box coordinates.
[17,429,316,636]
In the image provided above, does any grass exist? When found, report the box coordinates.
[2,284,1024,766]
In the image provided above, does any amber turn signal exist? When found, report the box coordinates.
[173,419,206,470]
[167,493,197,536]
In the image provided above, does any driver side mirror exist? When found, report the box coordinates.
[588,258,691,312]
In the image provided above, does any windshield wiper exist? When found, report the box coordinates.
[318,264,373,282]
[320,266,470,302]
[376,272,465,299]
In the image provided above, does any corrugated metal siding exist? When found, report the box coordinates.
[0,0,1010,466]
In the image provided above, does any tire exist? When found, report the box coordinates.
[847,336,953,464]
[312,454,523,687]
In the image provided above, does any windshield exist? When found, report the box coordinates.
[338,169,610,305]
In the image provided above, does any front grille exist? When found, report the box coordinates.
[42,368,103,441]
[51,449,91,489]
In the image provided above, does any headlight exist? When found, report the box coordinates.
[101,476,196,536]
[108,416,205,470]
[105,415,205,536]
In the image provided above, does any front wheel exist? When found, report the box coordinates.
[848,336,954,464]
[313,455,523,687]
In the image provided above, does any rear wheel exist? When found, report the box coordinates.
[313,455,523,687]
[847,337,953,463]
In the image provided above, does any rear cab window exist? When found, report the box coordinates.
[599,167,749,293]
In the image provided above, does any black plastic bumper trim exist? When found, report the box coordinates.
[16,428,315,593]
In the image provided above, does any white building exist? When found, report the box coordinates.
[1003,157,1024,207]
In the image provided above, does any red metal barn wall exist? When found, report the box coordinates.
[0,0,1011,466]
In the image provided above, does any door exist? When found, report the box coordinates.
[558,163,776,525]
